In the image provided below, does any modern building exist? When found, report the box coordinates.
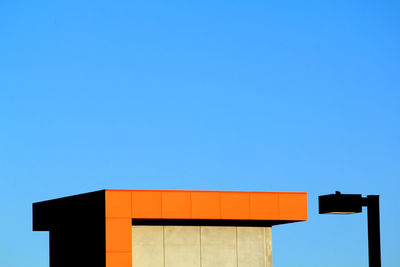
[33,189,307,267]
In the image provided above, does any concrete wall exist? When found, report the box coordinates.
[132,225,272,267]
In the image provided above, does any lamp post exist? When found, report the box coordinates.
[319,191,381,267]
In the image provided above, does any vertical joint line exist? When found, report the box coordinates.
[199,226,202,267]
[189,192,193,219]
[247,193,251,219]
[218,192,222,219]
[236,226,239,267]
[162,226,165,267]
[264,227,267,267]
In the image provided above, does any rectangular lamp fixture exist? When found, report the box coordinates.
[319,191,363,214]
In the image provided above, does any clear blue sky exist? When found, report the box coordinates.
[1,0,399,266]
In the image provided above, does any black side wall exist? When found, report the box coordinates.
[33,190,106,267]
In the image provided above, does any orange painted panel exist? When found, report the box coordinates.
[191,192,221,219]
[162,191,191,219]
[106,252,132,267]
[250,193,279,220]
[278,193,308,220]
[220,192,250,219]
[106,190,132,218]
[132,191,162,218]
[106,218,132,252]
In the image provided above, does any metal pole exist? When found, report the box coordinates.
[366,195,381,267]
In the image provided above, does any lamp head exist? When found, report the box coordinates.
[319,191,363,214]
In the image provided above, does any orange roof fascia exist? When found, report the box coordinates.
[105,189,307,221]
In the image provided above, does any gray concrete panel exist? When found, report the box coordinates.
[164,226,201,267]
[265,227,272,267]
[237,227,272,267]
[132,226,163,267]
[201,226,237,267]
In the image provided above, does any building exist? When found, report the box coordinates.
[33,189,307,267]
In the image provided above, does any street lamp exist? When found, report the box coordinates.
[319,191,381,267]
